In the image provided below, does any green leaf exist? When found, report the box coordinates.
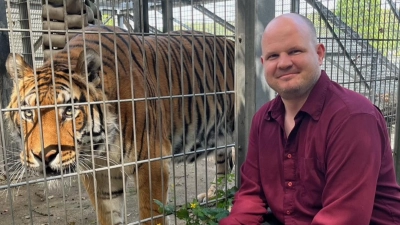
[176,208,190,220]
[215,210,230,221]
[153,199,175,215]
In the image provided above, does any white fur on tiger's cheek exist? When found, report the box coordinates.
[48,153,63,171]
[77,127,92,145]
[92,109,102,134]
[20,150,40,168]
[48,153,74,171]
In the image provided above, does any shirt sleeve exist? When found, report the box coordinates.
[219,113,269,225]
[311,112,386,225]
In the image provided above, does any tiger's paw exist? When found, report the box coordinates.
[197,183,217,202]
[197,167,236,203]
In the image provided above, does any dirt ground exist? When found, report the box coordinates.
[0,157,227,225]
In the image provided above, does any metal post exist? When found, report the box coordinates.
[19,0,33,66]
[161,0,173,32]
[133,0,140,32]
[394,72,400,183]
[142,0,149,33]
[291,0,300,13]
[118,12,124,28]
[133,0,149,33]
[370,56,378,104]
[235,0,275,187]
[0,0,11,175]
[255,0,276,111]
[387,0,400,182]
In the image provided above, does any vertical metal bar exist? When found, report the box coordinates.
[133,0,141,32]
[255,0,275,111]
[370,56,377,104]
[386,0,400,183]
[161,0,173,32]
[193,4,235,33]
[0,0,11,110]
[134,0,149,33]
[18,0,33,66]
[142,0,149,33]
[291,0,300,13]
[118,12,124,28]
[386,0,400,22]
[235,0,253,188]
[309,0,371,90]
[394,74,400,183]
[235,0,275,187]
[0,0,11,187]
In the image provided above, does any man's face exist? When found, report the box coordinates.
[261,17,325,101]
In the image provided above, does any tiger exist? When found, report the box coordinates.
[4,25,236,225]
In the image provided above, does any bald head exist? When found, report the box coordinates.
[259,12,325,101]
[262,13,318,46]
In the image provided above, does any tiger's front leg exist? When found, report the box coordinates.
[81,167,126,225]
[137,158,170,225]
[197,147,236,202]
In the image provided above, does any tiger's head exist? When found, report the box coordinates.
[4,49,118,176]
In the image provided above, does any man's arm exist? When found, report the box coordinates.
[220,114,269,225]
[311,113,386,225]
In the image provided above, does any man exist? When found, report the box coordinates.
[220,13,400,225]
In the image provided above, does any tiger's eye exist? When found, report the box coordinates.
[65,107,73,117]
[23,110,33,120]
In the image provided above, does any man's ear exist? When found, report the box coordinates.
[75,48,102,86]
[316,43,326,65]
[5,53,33,80]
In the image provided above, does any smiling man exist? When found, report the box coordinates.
[220,13,400,225]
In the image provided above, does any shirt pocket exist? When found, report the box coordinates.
[297,157,325,207]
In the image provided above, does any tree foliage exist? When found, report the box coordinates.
[335,0,399,55]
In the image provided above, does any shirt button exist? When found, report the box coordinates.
[287,154,292,158]
[288,182,293,187]
[286,210,291,215]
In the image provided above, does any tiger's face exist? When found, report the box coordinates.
[4,50,117,175]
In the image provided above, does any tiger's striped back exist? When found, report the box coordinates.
[53,26,236,162]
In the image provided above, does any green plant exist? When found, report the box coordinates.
[154,175,238,225]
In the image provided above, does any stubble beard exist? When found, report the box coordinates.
[273,74,319,101]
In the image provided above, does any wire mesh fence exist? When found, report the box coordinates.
[0,0,399,225]
[277,0,400,144]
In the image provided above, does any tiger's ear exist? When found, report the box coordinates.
[75,48,101,86]
[5,53,33,80]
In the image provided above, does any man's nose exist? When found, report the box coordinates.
[277,54,293,69]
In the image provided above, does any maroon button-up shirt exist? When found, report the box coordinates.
[220,71,400,225]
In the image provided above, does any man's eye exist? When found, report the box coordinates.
[290,50,301,54]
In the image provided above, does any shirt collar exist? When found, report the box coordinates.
[266,70,330,121]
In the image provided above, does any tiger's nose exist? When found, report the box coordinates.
[45,150,58,163]
[32,149,58,163]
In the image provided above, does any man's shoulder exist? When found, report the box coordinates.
[328,81,378,115]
